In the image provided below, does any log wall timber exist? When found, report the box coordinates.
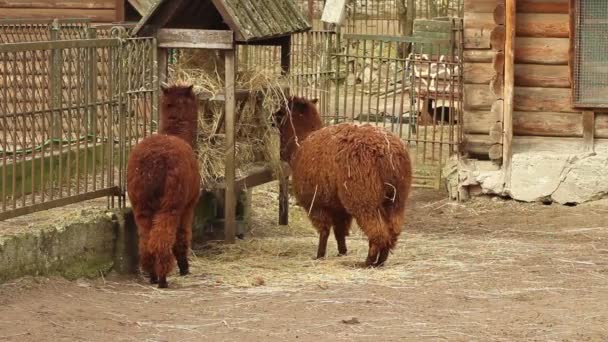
[517,0,568,14]
[515,37,569,65]
[489,0,505,163]
[0,0,121,22]
[463,0,501,158]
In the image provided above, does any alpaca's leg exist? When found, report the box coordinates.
[333,213,352,256]
[317,228,330,259]
[174,202,196,276]
[355,212,391,268]
[309,209,332,259]
[134,211,156,283]
[148,212,179,288]
[375,248,390,267]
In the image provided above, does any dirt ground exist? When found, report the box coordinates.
[1,183,608,341]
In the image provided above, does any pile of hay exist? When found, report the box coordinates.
[169,49,288,188]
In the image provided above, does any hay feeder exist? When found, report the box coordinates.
[132,0,311,243]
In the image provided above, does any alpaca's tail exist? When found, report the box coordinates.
[147,212,180,278]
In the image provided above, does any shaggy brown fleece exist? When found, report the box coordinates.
[275,96,412,267]
[127,85,201,288]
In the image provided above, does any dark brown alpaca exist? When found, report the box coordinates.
[275,96,413,267]
[127,84,201,288]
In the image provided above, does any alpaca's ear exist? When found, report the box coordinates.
[160,83,169,94]
[311,98,319,105]
[187,85,194,93]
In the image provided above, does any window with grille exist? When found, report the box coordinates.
[571,0,608,108]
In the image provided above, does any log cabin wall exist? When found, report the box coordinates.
[0,0,124,22]
[462,0,608,160]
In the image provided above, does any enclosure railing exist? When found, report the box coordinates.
[0,23,157,221]
[296,0,464,35]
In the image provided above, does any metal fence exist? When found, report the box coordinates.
[296,0,464,34]
[0,20,156,220]
[328,24,463,188]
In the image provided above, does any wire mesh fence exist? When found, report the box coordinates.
[0,21,156,220]
[572,0,608,108]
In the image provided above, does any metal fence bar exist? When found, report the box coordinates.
[0,28,157,220]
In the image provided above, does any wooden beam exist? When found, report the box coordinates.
[490,25,505,51]
[515,37,569,65]
[514,64,570,88]
[279,36,291,226]
[503,0,515,187]
[157,29,234,50]
[583,111,595,152]
[494,4,506,25]
[157,47,168,87]
[0,0,114,9]
[518,0,568,14]
[132,0,187,37]
[517,13,569,38]
[224,49,236,244]
[210,0,244,41]
[115,0,125,22]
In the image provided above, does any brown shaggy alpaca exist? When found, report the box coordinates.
[127,84,201,288]
[275,96,412,267]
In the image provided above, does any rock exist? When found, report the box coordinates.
[508,152,570,202]
[552,155,608,204]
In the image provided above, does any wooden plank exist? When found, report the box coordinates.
[518,0,568,14]
[464,84,496,110]
[132,0,188,37]
[513,111,582,137]
[128,0,157,15]
[515,37,569,65]
[490,25,505,51]
[490,74,504,97]
[514,87,574,112]
[465,133,492,158]
[157,29,234,49]
[503,0,515,186]
[464,12,495,30]
[464,0,501,13]
[492,51,505,74]
[492,99,504,121]
[514,64,570,88]
[583,111,594,151]
[510,136,608,154]
[224,49,236,244]
[489,122,503,143]
[464,62,494,84]
[594,113,608,139]
[464,28,491,49]
[517,13,569,38]
[157,48,167,86]
[494,3,505,25]
[464,49,495,63]
[210,0,245,41]
[463,109,494,134]
[115,0,124,21]
[321,0,347,25]
[489,144,503,160]
[0,8,115,21]
[0,0,114,8]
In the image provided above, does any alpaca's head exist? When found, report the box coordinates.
[160,84,199,145]
[273,96,323,162]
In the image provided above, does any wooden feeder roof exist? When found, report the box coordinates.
[132,0,311,42]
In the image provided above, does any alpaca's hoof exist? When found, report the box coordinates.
[337,251,348,257]
[158,280,168,289]
[149,276,158,284]
[179,269,190,276]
